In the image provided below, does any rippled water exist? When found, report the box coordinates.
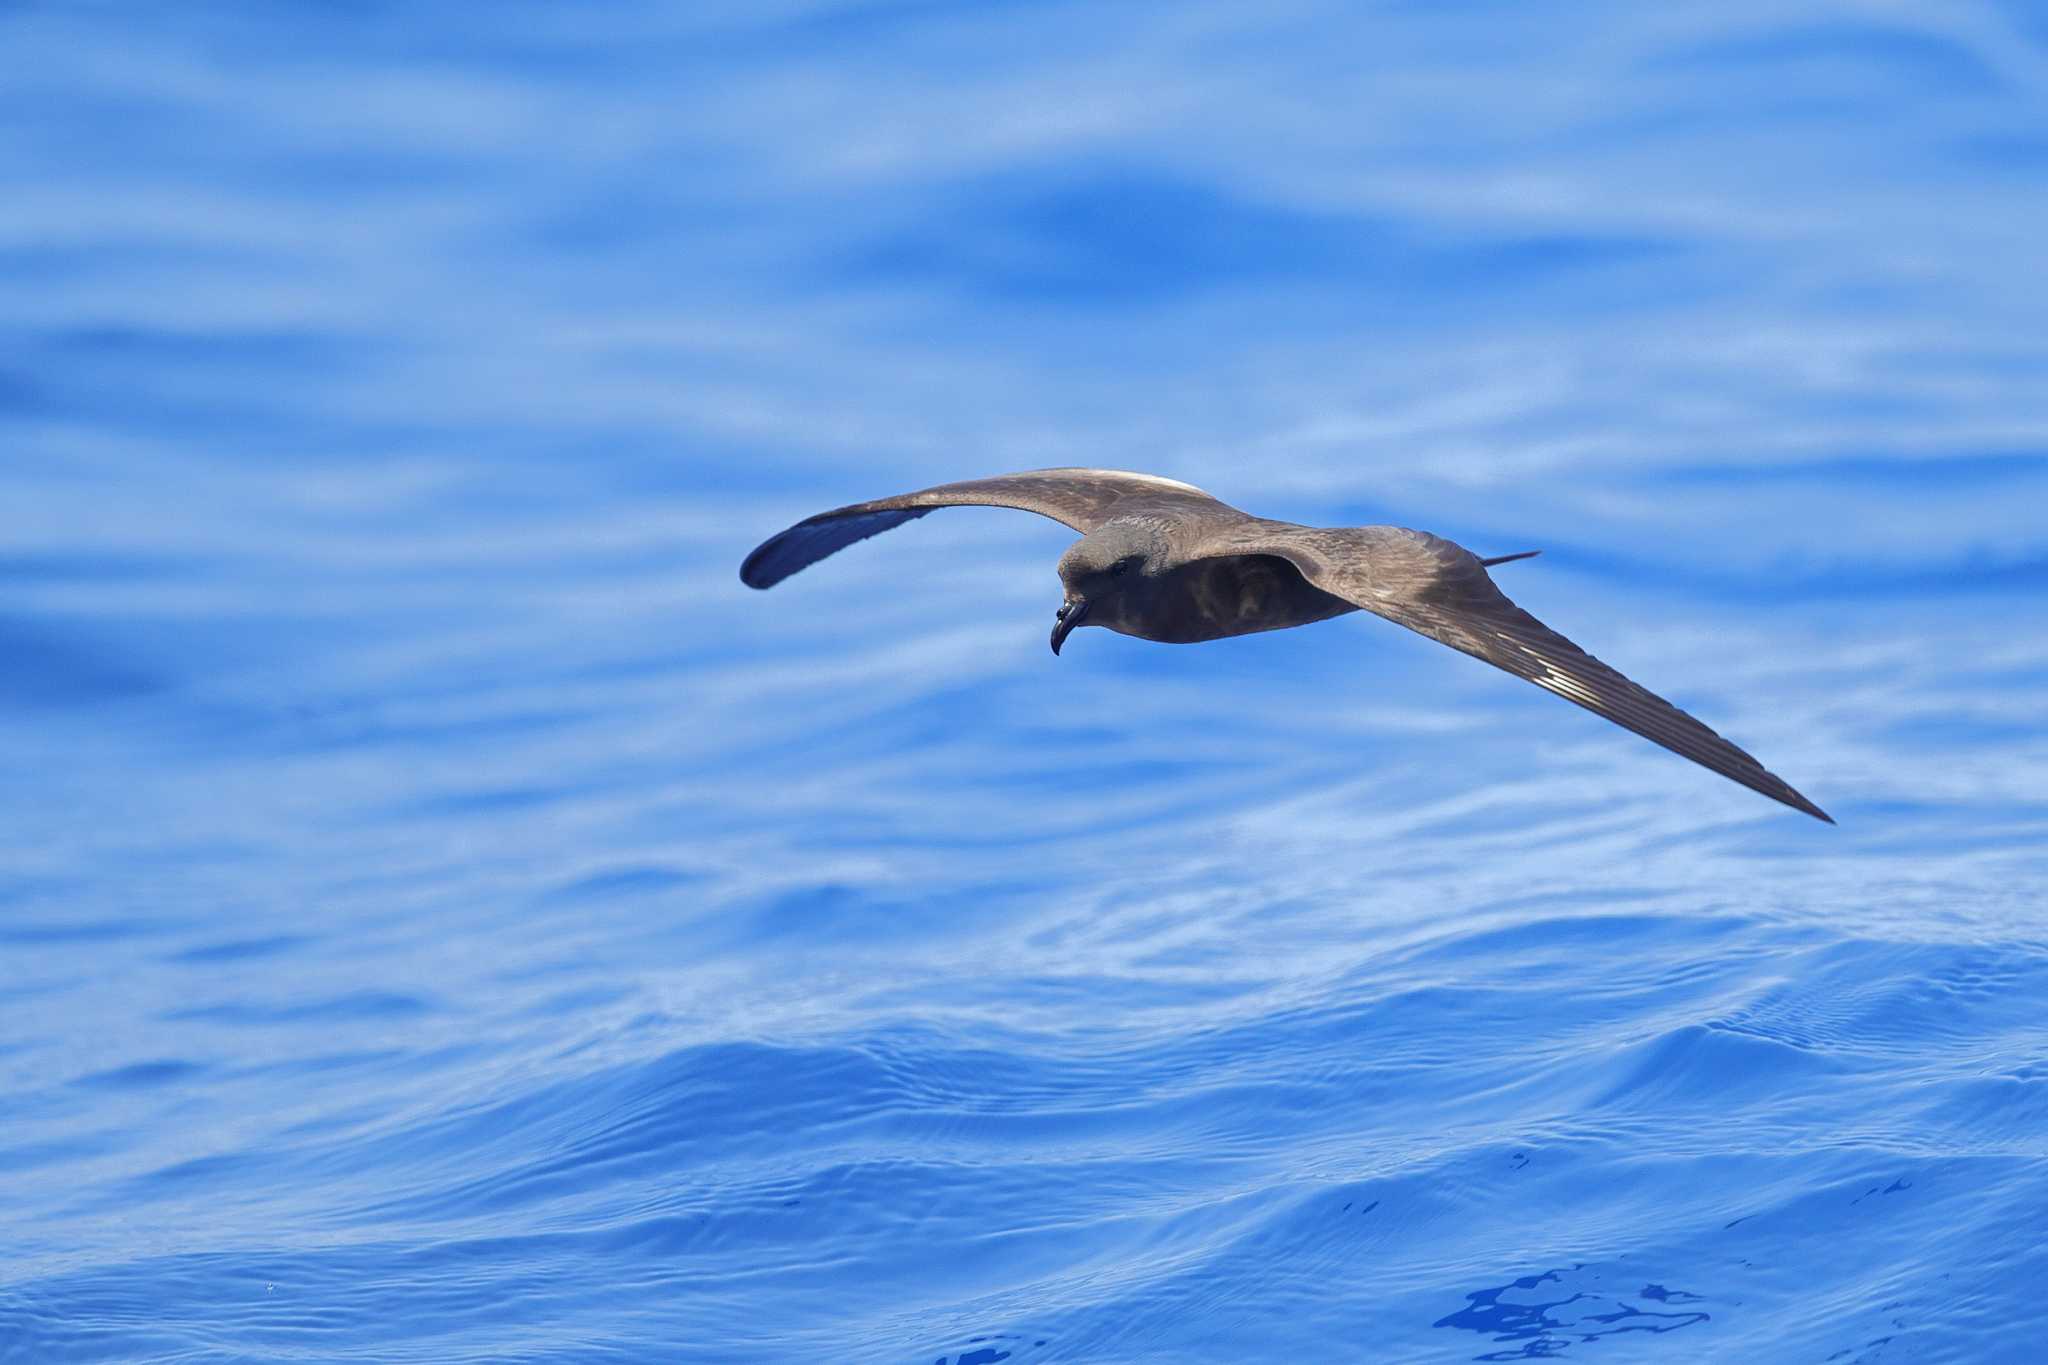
[5,3,2048,1361]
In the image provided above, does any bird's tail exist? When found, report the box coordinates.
[1480,549,1541,568]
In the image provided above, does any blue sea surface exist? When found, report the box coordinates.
[5,3,2048,1361]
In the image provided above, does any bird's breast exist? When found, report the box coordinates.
[1107,554,1358,643]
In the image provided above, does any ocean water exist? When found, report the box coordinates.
[4,2,2048,1361]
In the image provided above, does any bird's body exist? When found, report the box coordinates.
[741,468,1832,823]
[1115,549,1359,643]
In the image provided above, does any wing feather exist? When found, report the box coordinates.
[1209,525,1832,821]
[740,468,1216,589]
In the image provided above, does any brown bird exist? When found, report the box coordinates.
[741,468,1831,822]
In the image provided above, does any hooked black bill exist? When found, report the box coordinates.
[1050,599,1089,655]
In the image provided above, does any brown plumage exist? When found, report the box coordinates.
[741,468,1831,822]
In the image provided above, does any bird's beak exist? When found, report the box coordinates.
[1050,598,1089,655]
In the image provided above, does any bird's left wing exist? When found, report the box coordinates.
[741,468,1218,589]
[1204,524,1832,822]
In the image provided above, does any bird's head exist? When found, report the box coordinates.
[1051,521,1166,654]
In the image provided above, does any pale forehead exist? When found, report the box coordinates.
[1060,519,1166,567]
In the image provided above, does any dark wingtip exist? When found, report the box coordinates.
[738,539,781,589]
[738,506,935,591]
[1480,549,1542,568]
[1774,785,1834,824]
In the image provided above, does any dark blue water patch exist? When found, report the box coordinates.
[1471,537,2048,604]
[331,1039,926,1225]
[1875,802,2048,855]
[142,0,715,79]
[648,0,1108,73]
[0,1128,134,1175]
[543,864,708,903]
[1989,0,2048,52]
[0,1241,583,1363]
[1594,1021,1851,1116]
[1402,909,1762,976]
[1650,21,2001,97]
[1780,556,2048,600]
[1433,1264,1711,1359]
[580,437,869,502]
[1880,710,2043,750]
[283,698,597,758]
[0,238,287,288]
[254,146,489,200]
[1951,133,2048,174]
[741,879,901,942]
[0,974,95,1007]
[835,168,1358,304]
[1654,450,2048,489]
[34,322,378,373]
[133,1151,270,1193]
[0,29,260,153]
[0,915,188,947]
[0,613,165,708]
[769,0,1072,47]
[166,990,439,1027]
[239,1047,411,1081]
[553,638,737,692]
[5,329,407,449]
[720,875,1050,949]
[834,166,1683,310]
[167,932,314,964]
[1679,936,2048,1078]
[0,364,45,414]
[0,871,85,909]
[0,551,202,585]
[1460,885,1721,925]
[516,982,634,1017]
[402,782,581,816]
[5,378,353,448]
[519,166,761,257]
[0,1228,1022,1362]
[71,1059,209,1091]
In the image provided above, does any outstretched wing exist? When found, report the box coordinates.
[1210,524,1832,822]
[740,468,1216,589]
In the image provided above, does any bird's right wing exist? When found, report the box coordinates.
[740,468,1218,589]
[1205,524,1832,822]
